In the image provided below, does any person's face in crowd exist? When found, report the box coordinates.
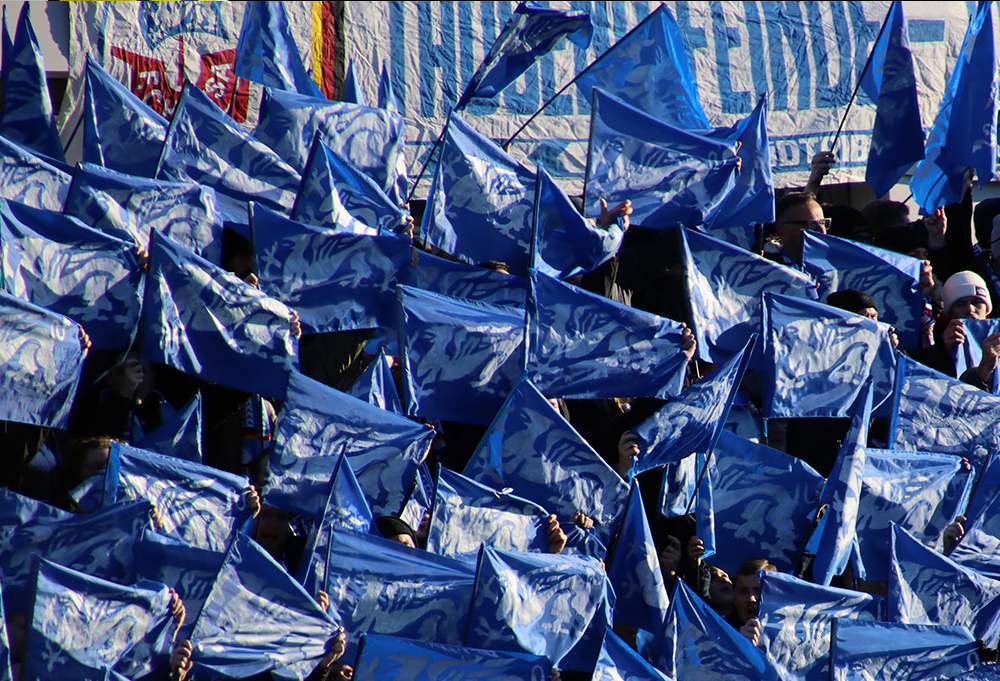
[708,567,734,614]
[733,572,762,625]
[860,307,879,322]
[777,200,827,262]
[950,296,990,321]
[78,444,111,482]
[255,504,292,558]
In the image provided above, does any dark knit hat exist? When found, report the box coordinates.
[826,289,877,315]
[375,515,416,542]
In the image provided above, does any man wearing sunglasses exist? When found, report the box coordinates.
[771,191,831,268]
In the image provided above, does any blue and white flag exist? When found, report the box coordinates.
[802,230,924,350]
[255,86,408,204]
[681,227,818,364]
[463,377,627,543]
[252,204,410,334]
[423,113,534,274]
[25,560,175,681]
[290,135,378,236]
[63,162,224,261]
[758,570,885,681]
[341,59,366,106]
[0,4,62,162]
[456,1,591,109]
[632,336,755,474]
[82,55,168,178]
[574,5,710,129]
[0,486,67,527]
[347,348,403,415]
[133,393,203,463]
[961,453,1000,536]
[890,354,1000,474]
[377,60,399,113]
[141,230,298,400]
[710,430,825,575]
[103,443,253,552]
[856,449,973,582]
[862,2,925,198]
[585,88,739,229]
[528,269,689,400]
[952,318,1000,393]
[532,165,623,279]
[466,547,611,668]
[0,199,143,351]
[0,133,71,211]
[191,533,339,681]
[0,289,86,429]
[951,483,1000,578]
[762,292,897,418]
[910,2,997,213]
[233,0,324,99]
[831,619,981,681]
[157,83,301,216]
[405,249,529,308]
[890,523,1000,643]
[398,284,525,426]
[593,630,674,681]
[266,371,433,519]
[426,468,552,556]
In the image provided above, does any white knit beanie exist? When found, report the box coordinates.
[943,271,992,316]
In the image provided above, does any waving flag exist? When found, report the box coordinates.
[423,113,534,274]
[463,377,627,543]
[377,61,399,112]
[952,318,1000,393]
[0,290,86,428]
[132,393,203,463]
[863,2,925,197]
[255,86,408,204]
[266,371,433,519]
[456,2,591,109]
[347,348,403,414]
[252,204,410,334]
[889,524,1000,643]
[291,135,378,235]
[574,5,709,129]
[82,55,168,178]
[103,443,253,552]
[141,231,298,400]
[594,631,673,681]
[528,269,689,399]
[157,83,301,215]
[405,250,529,308]
[341,60,366,106]
[586,89,738,229]
[233,0,324,98]
[802,230,923,349]
[0,133,71,210]
[951,484,1000,578]
[910,2,997,213]
[191,533,339,681]
[682,227,818,364]
[398,285,525,426]
[758,570,885,681]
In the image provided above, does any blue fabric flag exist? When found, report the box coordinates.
[133,393,203,463]
[141,230,298,400]
[463,377,628,544]
[0,289,86,428]
[377,60,399,113]
[0,4,62,162]
[532,165,623,279]
[82,55,168,178]
[631,336,755,474]
[528,269,689,400]
[889,523,1000,643]
[0,199,144,351]
[856,449,973,583]
[103,442,252,552]
[0,133,71,211]
[802,230,924,350]
[574,5,710,129]
[25,560,175,681]
[233,0,324,99]
[354,633,551,681]
[910,2,997,213]
[831,619,981,681]
[757,570,886,681]
[397,284,525,426]
[252,204,411,335]
[889,354,1000,474]
[347,348,403,415]
[961,453,1000,538]
[341,59,366,106]
[762,292,897,418]
[191,533,340,681]
[297,526,475,665]
[862,2,925,198]
[681,227,818,364]
[254,86,408,205]
[951,484,1000,578]
[709,430,825,575]
[63,162,224,262]
[456,2,591,109]
[405,249,529,308]
[593,630,674,681]
[157,83,301,216]
[585,88,739,229]
[466,547,612,668]
[952,318,1000,394]
[423,113,534,274]
[266,371,434,519]
[291,135,378,236]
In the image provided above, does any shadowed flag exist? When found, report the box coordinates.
[405,249,529,308]
[341,60,366,106]
[233,0,324,98]
[133,393,203,463]
[952,318,1000,394]
[347,348,403,415]
[377,60,399,112]
[593,630,674,681]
